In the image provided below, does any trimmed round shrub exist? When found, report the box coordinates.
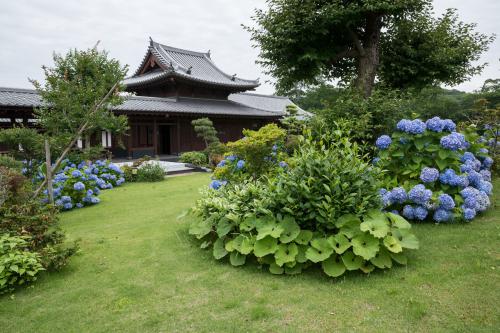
[136,163,165,182]
[189,135,419,277]
[179,151,208,167]
[374,117,493,223]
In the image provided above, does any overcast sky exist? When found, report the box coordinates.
[0,0,498,95]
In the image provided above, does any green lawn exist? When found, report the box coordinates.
[1,173,499,332]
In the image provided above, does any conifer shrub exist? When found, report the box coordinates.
[188,133,419,277]
[374,117,494,222]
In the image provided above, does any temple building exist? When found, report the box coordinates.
[0,39,305,158]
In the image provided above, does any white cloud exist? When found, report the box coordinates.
[0,0,497,95]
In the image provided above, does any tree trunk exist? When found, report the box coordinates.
[44,139,54,204]
[356,13,383,98]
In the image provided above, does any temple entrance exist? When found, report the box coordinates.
[158,125,171,154]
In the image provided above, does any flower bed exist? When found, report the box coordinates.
[375,117,493,223]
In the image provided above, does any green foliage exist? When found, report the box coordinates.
[0,127,45,161]
[246,0,492,96]
[0,155,22,171]
[32,46,129,146]
[0,167,77,271]
[136,163,165,182]
[0,234,44,293]
[189,133,418,277]
[224,123,286,178]
[179,151,208,167]
[191,118,219,148]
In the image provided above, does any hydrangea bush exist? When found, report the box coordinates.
[38,159,125,211]
[375,117,493,223]
[189,134,419,278]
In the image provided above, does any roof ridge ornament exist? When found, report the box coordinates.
[186,66,193,74]
[207,49,211,58]
[149,36,154,46]
[231,74,237,81]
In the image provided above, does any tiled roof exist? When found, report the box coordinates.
[124,40,260,89]
[0,87,283,118]
[229,93,311,119]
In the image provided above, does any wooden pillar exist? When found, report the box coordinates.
[153,119,158,157]
[176,119,181,155]
[127,119,133,159]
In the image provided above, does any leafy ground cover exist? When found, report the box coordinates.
[0,173,498,332]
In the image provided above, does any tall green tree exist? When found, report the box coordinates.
[247,0,493,97]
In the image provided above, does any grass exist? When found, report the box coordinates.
[1,173,499,332]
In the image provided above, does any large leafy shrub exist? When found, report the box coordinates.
[136,163,165,182]
[0,167,77,271]
[179,151,208,167]
[189,134,418,277]
[374,117,493,222]
[0,234,44,293]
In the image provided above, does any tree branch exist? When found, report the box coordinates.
[347,27,365,57]
[330,48,359,65]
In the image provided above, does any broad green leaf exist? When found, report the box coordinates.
[305,238,333,263]
[200,240,211,249]
[338,216,362,238]
[383,235,403,253]
[360,211,390,238]
[359,262,375,273]
[351,234,379,260]
[269,263,284,275]
[256,221,284,240]
[229,252,246,266]
[370,247,393,269]
[392,229,419,249]
[213,238,227,260]
[436,158,447,170]
[295,230,313,245]
[284,263,303,275]
[438,149,450,159]
[335,214,360,228]
[239,235,255,255]
[415,138,426,150]
[240,216,258,231]
[341,251,363,270]
[216,218,232,237]
[389,252,408,265]
[278,216,300,243]
[296,244,309,263]
[274,243,298,266]
[254,236,278,257]
[225,239,235,252]
[322,255,346,277]
[386,212,411,229]
[188,220,211,239]
[328,234,351,254]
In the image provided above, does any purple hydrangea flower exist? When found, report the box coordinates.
[438,194,455,210]
[420,167,439,183]
[74,181,85,191]
[402,205,415,219]
[433,208,452,223]
[440,132,466,151]
[414,206,428,220]
[236,160,245,170]
[375,135,392,150]
[408,184,432,205]
[390,187,407,204]
[425,117,445,132]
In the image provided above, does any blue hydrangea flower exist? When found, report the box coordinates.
[480,170,491,182]
[116,177,125,185]
[479,148,489,154]
[476,192,490,212]
[396,119,412,132]
[375,135,392,150]
[279,161,288,168]
[414,206,428,220]
[210,180,222,190]
[440,132,466,151]
[408,119,426,134]
[460,152,475,162]
[442,119,456,132]
[63,202,73,210]
[91,197,100,204]
[55,199,63,207]
[449,174,468,188]
[226,155,237,162]
[372,157,380,165]
[408,184,432,205]
[390,187,407,204]
[420,167,439,183]
[108,163,123,174]
[463,196,477,209]
[463,208,476,221]
[61,195,72,203]
[71,169,82,178]
[236,160,245,170]
[478,180,492,195]
[272,144,278,152]
[467,170,483,187]
[439,169,456,185]
[217,160,226,168]
[379,188,392,207]
[438,194,455,210]
[390,210,400,215]
[74,182,85,191]
[482,157,493,169]
[76,203,83,208]
[433,208,452,223]
[425,117,445,132]
[402,205,415,219]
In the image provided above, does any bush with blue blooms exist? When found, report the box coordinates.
[38,159,125,211]
[375,116,494,223]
